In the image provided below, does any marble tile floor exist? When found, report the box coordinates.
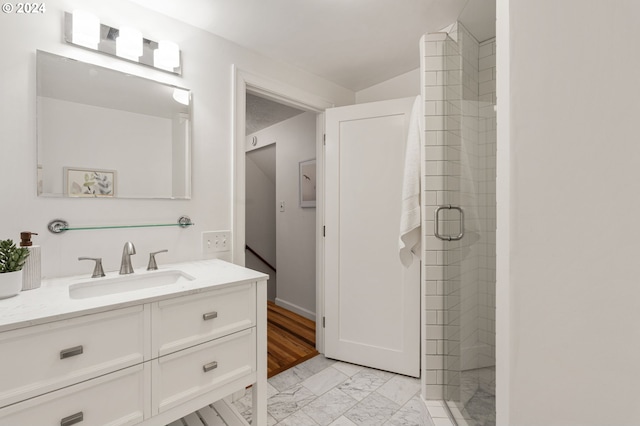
[460,367,495,426]
[442,367,496,426]
[232,354,438,426]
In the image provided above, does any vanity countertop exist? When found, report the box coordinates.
[0,259,268,333]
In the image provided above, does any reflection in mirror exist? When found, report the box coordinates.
[36,50,191,199]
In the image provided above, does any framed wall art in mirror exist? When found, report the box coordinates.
[64,167,116,197]
[36,50,192,199]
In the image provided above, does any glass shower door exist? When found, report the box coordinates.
[440,98,496,425]
[422,25,495,425]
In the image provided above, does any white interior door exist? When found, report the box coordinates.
[324,97,420,377]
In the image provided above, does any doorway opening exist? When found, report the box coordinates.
[233,67,333,376]
[244,92,319,376]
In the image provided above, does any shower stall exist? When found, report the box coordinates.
[421,23,496,426]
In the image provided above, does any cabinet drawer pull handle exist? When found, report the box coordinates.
[202,311,218,321]
[60,411,83,426]
[203,361,218,372]
[60,345,84,359]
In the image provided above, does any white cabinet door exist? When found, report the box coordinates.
[324,97,420,377]
[0,305,147,408]
[0,364,149,426]
[152,328,256,414]
[151,283,256,357]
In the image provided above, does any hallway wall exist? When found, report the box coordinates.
[246,112,317,319]
[246,148,277,301]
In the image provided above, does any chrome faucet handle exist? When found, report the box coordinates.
[147,249,168,271]
[78,257,105,278]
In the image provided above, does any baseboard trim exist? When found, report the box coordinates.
[275,298,316,321]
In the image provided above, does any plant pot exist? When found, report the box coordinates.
[0,270,22,299]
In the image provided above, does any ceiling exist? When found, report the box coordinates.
[38,51,188,119]
[127,0,496,92]
[246,93,304,135]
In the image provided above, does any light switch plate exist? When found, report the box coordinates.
[202,231,231,254]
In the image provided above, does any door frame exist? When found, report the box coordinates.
[232,66,334,351]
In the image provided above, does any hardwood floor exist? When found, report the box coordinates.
[267,301,318,378]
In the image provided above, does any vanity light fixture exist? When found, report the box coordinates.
[154,40,180,71]
[71,10,100,49]
[64,11,182,75]
[116,26,143,62]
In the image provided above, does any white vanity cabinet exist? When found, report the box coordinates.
[0,260,267,426]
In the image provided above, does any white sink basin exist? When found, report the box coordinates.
[69,270,195,299]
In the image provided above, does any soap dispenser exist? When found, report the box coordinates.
[20,232,41,291]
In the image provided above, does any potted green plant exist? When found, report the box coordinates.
[0,239,30,299]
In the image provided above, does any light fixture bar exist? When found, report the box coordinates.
[63,11,182,75]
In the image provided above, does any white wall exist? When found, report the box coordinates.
[498,0,640,424]
[355,68,420,104]
[245,151,276,268]
[0,0,353,279]
[276,113,316,318]
[247,113,317,318]
[245,149,277,301]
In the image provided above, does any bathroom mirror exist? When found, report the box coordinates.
[36,50,191,199]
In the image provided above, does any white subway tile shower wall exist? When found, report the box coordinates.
[420,22,496,410]
[421,29,453,402]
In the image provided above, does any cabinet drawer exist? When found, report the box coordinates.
[0,363,149,426]
[152,283,255,356]
[0,305,147,408]
[152,328,255,414]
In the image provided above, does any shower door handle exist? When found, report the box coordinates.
[434,205,464,241]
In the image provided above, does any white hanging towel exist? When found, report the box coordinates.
[399,96,422,267]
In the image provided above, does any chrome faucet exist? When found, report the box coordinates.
[119,241,136,275]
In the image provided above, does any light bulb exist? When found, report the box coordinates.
[154,40,180,71]
[116,26,143,61]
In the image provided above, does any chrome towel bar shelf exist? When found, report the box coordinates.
[48,216,194,234]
